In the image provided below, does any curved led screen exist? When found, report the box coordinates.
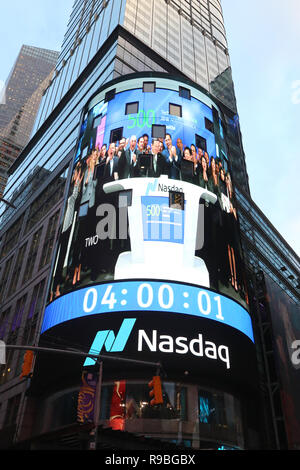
[42,280,254,342]
[41,75,256,391]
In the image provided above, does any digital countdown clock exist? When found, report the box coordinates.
[42,280,254,343]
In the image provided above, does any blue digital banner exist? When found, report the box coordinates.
[42,280,254,343]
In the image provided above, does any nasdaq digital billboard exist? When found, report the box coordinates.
[40,75,256,389]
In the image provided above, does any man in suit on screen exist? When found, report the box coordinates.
[118,135,139,179]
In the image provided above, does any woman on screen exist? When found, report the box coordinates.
[71,151,97,286]
[219,167,227,195]
[191,144,198,163]
[198,155,210,190]
[208,157,220,196]
[180,147,197,184]
[225,172,237,218]
[204,151,210,168]
[224,171,240,292]
[197,147,204,164]
[50,161,83,300]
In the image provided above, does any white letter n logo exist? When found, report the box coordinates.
[146,179,158,196]
[84,318,136,366]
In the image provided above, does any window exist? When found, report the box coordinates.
[0,257,13,303]
[0,306,10,340]
[152,124,166,139]
[212,106,219,123]
[179,86,191,100]
[169,103,182,117]
[8,243,27,296]
[23,279,46,346]
[198,390,227,425]
[98,380,187,422]
[23,228,43,283]
[11,294,27,332]
[39,211,59,269]
[110,127,123,143]
[125,102,139,115]
[143,81,156,93]
[205,117,214,133]
[93,114,103,128]
[25,169,67,234]
[195,134,207,152]
[105,88,116,102]
[0,215,24,260]
[27,279,45,322]
[3,395,21,427]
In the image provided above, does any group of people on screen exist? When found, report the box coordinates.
[73,132,236,215]
[50,132,244,303]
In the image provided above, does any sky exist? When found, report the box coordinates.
[222,0,300,257]
[0,0,299,257]
[0,0,73,84]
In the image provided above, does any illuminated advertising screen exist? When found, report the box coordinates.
[264,275,300,449]
[40,76,256,391]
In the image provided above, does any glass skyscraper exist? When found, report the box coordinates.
[0,0,299,451]
[0,45,59,197]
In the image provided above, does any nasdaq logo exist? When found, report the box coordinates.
[145,179,183,196]
[84,317,230,369]
[84,318,136,366]
[145,179,158,196]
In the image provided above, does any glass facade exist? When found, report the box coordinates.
[0,168,68,390]
[33,0,127,131]
[236,187,300,304]
[33,0,232,136]
[0,45,58,136]
[35,381,244,449]
[123,0,230,95]
[0,45,59,197]
[0,44,119,227]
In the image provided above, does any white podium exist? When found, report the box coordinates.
[103,176,217,288]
